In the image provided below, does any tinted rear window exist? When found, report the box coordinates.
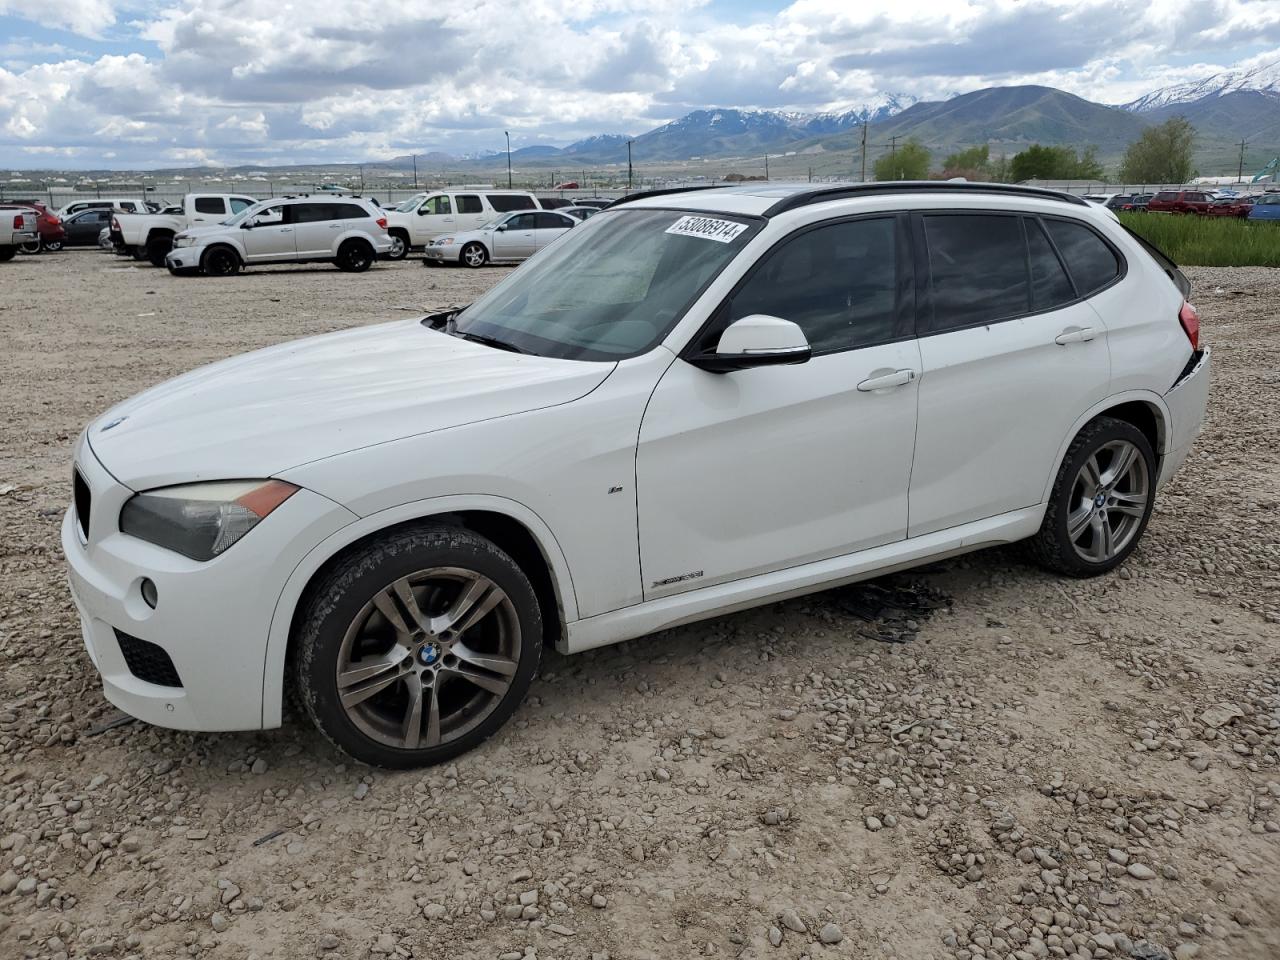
[1043,219,1121,296]
[922,214,1029,331]
[455,194,483,213]
[487,194,536,212]
[1026,219,1075,310]
[193,197,225,214]
[1153,192,1176,201]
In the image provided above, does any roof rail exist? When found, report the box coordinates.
[762,181,1089,216]
[609,185,729,207]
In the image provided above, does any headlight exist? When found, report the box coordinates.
[172,235,195,247]
[434,237,454,246]
[119,479,298,561]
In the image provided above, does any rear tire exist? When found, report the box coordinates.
[336,238,374,272]
[385,231,409,261]
[19,239,41,255]
[294,523,542,768]
[44,239,64,252]
[146,236,173,267]
[1028,417,1156,578]
[0,246,16,262]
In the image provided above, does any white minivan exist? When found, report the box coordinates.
[383,190,541,259]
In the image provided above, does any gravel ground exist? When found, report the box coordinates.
[0,250,1277,960]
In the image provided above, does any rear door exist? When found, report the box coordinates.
[190,196,229,226]
[492,212,537,259]
[453,193,487,231]
[908,211,1113,536]
[291,202,339,256]
[533,212,573,250]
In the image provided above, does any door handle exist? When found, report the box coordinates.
[279,227,293,233]
[857,368,917,392]
[1054,326,1096,345]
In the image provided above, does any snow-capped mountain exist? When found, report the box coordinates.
[802,93,922,134]
[562,134,631,156]
[1123,58,1280,111]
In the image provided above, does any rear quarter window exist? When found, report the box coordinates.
[487,194,536,212]
[1042,219,1122,297]
[193,197,226,214]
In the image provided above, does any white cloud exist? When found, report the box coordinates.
[0,0,1276,167]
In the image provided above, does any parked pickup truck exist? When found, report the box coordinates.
[0,205,38,261]
[112,193,257,266]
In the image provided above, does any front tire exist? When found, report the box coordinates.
[1028,417,1156,577]
[294,524,542,768]
[336,238,374,272]
[146,236,173,267]
[200,245,240,276]
[460,242,487,268]
[44,239,64,252]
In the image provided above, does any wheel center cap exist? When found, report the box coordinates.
[1094,492,1107,508]
[419,642,442,666]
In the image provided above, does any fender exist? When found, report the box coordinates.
[258,493,579,728]
[1038,389,1170,504]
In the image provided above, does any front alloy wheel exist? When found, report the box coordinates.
[461,242,487,268]
[1029,416,1156,577]
[294,524,542,767]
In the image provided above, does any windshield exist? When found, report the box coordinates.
[450,208,758,361]
[220,199,272,226]
[395,196,425,212]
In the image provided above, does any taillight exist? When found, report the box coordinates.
[376,217,387,229]
[1178,301,1200,352]
[12,214,24,229]
[112,217,120,231]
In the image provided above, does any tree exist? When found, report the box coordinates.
[1119,117,1196,183]
[874,139,931,181]
[1010,144,1104,181]
[941,145,990,173]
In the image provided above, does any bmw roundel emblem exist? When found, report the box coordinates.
[100,416,128,432]
[419,642,441,666]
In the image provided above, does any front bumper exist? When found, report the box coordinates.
[422,245,452,260]
[62,435,356,731]
[165,246,199,269]
[1157,347,1211,489]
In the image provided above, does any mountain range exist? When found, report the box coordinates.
[386,59,1278,173]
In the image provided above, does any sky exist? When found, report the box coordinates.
[0,0,1278,169]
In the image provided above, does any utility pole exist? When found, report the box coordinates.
[505,132,512,189]
[860,122,868,182]
[764,154,769,179]
[1238,138,1247,183]
[887,135,903,179]
[412,154,418,190]
[627,140,634,190]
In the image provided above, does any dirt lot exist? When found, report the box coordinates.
[0,250,1277,960]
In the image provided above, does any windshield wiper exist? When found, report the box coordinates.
[452,330,531,355]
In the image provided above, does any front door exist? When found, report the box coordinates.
[908,211,1115,536]
[492,213,537,259]
[240,203,296,262]
[636,215,921,599]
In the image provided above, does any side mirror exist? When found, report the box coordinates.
[496,224,508,232]
[241,220,255,229]
[688,315,811,373]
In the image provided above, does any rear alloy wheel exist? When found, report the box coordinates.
[200,246,240,277]
[460,242,487,268]
[337,239,374,272]
[19,239,41,255]
[294,524,542,767]
[1029,416,1156,577]
[385,232,409,260]
[43,239,63,252]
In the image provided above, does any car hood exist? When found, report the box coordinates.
[88,319,615,490]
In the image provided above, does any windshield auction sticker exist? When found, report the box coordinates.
[664,215,748,243]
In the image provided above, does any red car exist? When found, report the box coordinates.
[10,200,66,251]
[1205,196,1254,218]
[1146,190,1214,214]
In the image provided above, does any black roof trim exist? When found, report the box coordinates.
[608,186,726,208]
[762,181,1089,216]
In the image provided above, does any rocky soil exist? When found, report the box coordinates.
[0,251,1277,960]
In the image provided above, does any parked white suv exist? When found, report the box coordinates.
[165,196,393,275]
[383,190,541,259]
[62,182,1210,768]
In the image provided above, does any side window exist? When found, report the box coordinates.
[193,197,225,214]
[420,196,451,216]
[455,194,483,214]
[1025,218,1075,310]
[230,198,254,214]
[922,214,1028,331]
[334,203,369,219]
[727,217,899,354]
[535,212,571,229]
[487,194,535,212]
[1043,219,1120,297]
[253,204,286,225]
[292,203,333,223]
[507,213,537,230]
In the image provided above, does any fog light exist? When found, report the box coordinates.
[141,578,158,609]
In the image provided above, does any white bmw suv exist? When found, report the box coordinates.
[63,182,1210,767]
[165,196,392,276]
